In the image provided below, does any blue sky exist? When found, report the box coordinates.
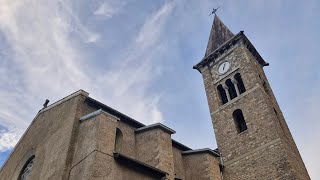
[0,0,319,178]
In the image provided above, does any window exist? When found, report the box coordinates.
[217,85,228,104]
[226,79,237,100]
[234,73,246,94]
[233,109,247,133]
[19,155,35,180]
[115,128,123,152]
[217,73,246,105]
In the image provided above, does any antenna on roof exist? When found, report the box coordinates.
[43,99,49,108]
[209,7,220,16]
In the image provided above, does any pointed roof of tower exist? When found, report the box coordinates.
[194,16,269,72]
[205,15,234,56]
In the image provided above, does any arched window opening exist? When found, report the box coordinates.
[234,73,246,94]
[233,109,247,133]
[226,79,237,100]
[19,155,35,180]
[115,128,123,153]
[217,85,228,104]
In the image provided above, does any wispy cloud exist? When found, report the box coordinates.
[0,0,95,129]
[0,0,101,153]
[94,0,125,18]
[95,1,175,124]
[136,2,174,49]
[0,129,22,152]
[0,0,174,153]
[0,0,97,151]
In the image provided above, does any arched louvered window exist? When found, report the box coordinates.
[226,79,237,100]
[19,155,35,180]
[217,84,228,104]
[233,109,247,133]
[234,73,246,94]
[115,128,123,152]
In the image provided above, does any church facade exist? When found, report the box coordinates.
[0,16,310,180]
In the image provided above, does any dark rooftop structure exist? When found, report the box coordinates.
[205,15,234,56]
[194,15,269,72]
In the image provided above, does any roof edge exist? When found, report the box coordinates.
[193,32,242,71]
[0,89,89,171]
[135,123,176,134]
[79,109,120,122]
[172,139,192,151]
[182,148,220,157]
[85,97,194,150]
[40,89,89,113]
[85,97,145,128]
[113,152,167,178]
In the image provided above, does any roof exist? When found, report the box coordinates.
[194,31,269,71]
[113,152,167,178]
[194,16,269,72]
[182,148,220,157]
[172,139,192,151]
[85,96,193,151]
[205,15,234,56]
[85,97,145,128]
[79,109,120,122]
[135,123,176,134]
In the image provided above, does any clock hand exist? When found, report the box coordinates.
[223,63,226,70]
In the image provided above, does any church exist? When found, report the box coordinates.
[0,15,310,180]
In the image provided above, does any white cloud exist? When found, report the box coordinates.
[0,0,95,133]
[94,1,125,18]
[136,1,174,49]
[94,1,175,125]
[58,1,101,43]
[0,0,175,157]
[0,129,22,152]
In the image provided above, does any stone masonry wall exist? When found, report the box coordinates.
[172,147,186,179]
[212,87,280,162]
[223,139,297,180]
[200,41,310,179]
[115,121,137,157]
[135,129,175,179]
[0,93,87,180]
[183,154,221,180]
[69,111,118,179]
[0,90,232,179]
[70,150,158,180]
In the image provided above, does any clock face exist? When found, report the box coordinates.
[218,61,231,74]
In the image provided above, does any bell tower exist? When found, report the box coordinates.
[194,15,310,179]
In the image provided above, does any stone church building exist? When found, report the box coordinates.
[0,16,310,180]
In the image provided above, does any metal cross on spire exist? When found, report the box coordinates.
[209,7,220,16]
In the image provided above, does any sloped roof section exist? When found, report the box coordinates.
[205,15,234,56]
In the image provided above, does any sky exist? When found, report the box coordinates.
[0,0,319,178]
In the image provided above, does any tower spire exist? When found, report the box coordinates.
[205,15,234,56]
